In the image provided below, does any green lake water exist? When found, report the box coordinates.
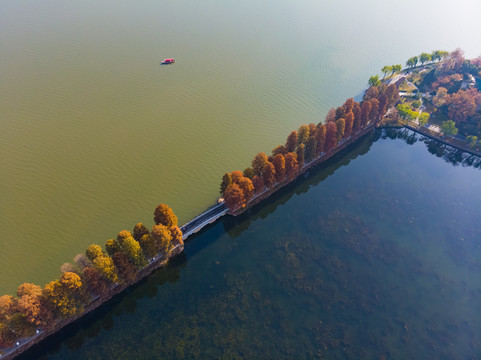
[1,0,481,294]
[17,130,481,359]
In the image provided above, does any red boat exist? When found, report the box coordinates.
[161,58,175,65]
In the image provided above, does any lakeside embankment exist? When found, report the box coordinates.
[0,96,383,360]
[2,56,401,358]
[4,48,480,359]
[1,244,183,360]
[405,124,481,157]
[4,121,479,360]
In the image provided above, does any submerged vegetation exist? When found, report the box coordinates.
[3,48,481,359]
[0,204,182,354]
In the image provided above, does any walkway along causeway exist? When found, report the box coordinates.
[180,203,228,240]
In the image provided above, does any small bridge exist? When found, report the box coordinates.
[180,203,228,240]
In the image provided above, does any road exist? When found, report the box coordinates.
[180,203,228,240]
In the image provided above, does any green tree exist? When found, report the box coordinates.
[381,65,392,78]
[441,120,458,137]
[243,167,254,179]
[252,152,269,176]
[117,234,146,268]
[419,52,431,65]
[296,144,305,166]
[220,172,232,196]
[431,50,442,62]
[438,50,449,59]
[406,56,418,68]
[105,238,120,257]
[419,112,430,126]
[304,136,317,162]
[297,125,310,146]
[467,135,478,148]
[93,255,118,284]
[396,104,416,121]
[86,244,104,262]
[412,100,421,108]
[138,233,157,258]
[133,223,150,242]
[368,75,380,87]
[392,64,402,73]
[153,204,178,228]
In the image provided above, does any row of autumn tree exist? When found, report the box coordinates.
[220,83,400,211]
[0,204,182,350]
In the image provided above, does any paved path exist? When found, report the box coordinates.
[180,203,228,240]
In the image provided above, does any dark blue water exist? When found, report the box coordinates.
[22,130,481,359]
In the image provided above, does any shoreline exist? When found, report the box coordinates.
[0,123,377,360]
[1,246,184,360]
[404,124,481,158]
[3,122,479,360]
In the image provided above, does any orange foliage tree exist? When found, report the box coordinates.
[220,172,232,196]
[82,267,109,297]
[336,118,345,142]
[361,100,372,128]
[316,124,326,155]
[345,111,354,138]
[445,88,480,124]
[285,131,298,152]
[296,144,305,167]
[252,153,269,176]
[133,223,149,242]
[237,177,254,202]
[151,224,173,256]
[284,152,299,179]
[272,154,286,182]
[153,204,178,228]
[262,162,276,188]
[170,226,184,247]
[252,175,265,194]
[325,121,338,152]
[224,183,246,211]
